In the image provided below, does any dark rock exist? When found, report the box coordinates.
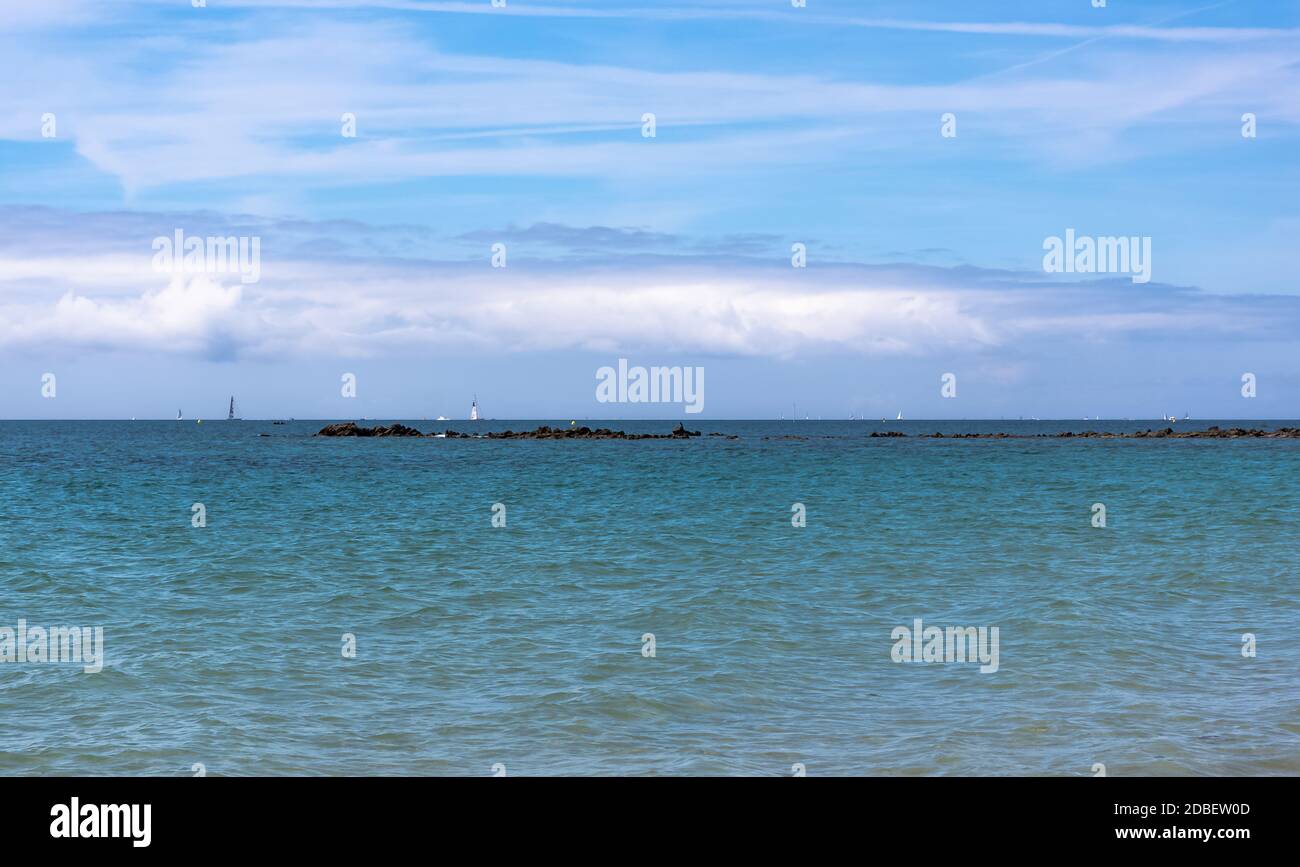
[861,425,1300,441]
[316,422,364,436]
[315,422,428,437]
[319,422,718,440]
[375,423,424,437]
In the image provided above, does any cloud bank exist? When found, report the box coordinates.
[1,208,1293,366]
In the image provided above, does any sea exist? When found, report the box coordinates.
[2,419,1297,776]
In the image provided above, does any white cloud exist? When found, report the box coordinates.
[46,277,249,353]
[0,210,1294,362]
[3,12,1298,193]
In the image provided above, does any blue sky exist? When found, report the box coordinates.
[2,0,1299,419]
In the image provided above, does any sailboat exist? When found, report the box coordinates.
[470,396,481,421]
[177,409,182,421]
[227,396,239,420]
[896,411,903,421]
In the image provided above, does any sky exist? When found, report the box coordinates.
[1,0,1299,419]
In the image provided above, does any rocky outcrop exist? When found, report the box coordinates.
[315,422,1300,441]
[874,426,1300,440]
[455,425,702,440]
[672,422,701,438]
[1128,426,1300,439]
[315,422,427,437]
[317,423,708,440]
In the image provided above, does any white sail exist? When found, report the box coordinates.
[896,411,903,420]
[470,397,480,421]
[177,409,182,420]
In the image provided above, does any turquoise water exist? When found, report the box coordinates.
[2,419,1297,776]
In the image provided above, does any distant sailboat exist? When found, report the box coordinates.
[177,409,182,421]
[896,411,903,420]
[470,396,481,421]
[227,396,239,420]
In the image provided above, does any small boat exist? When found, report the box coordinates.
[227,396,239,420]
[470,396,481,421]
[177,409,182,421]
[436,415,449,421]
[896,411,903,420]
